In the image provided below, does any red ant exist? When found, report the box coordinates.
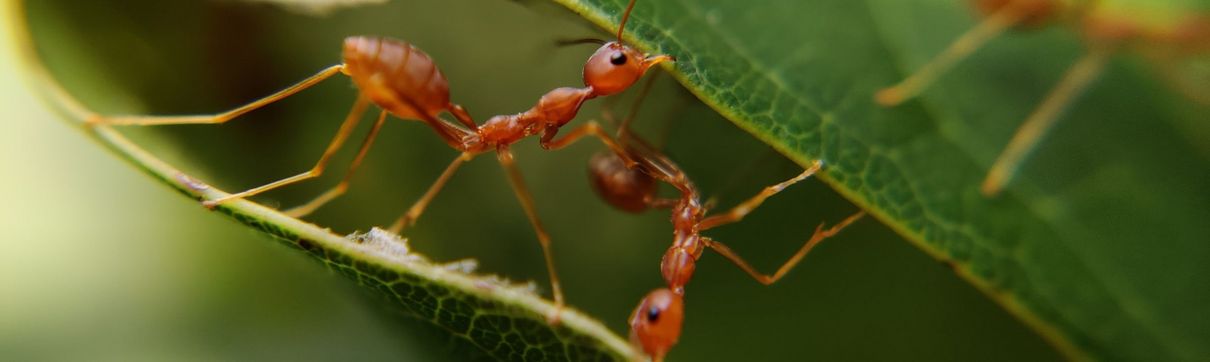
[586,88,866,360]
[82,0,672,318]
[875,0,1209,196]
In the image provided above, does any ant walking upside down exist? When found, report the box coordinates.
[586,87,867,360]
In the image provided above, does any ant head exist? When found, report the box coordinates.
[629,288,684,361]
[582,0,673,96]
[583,43,673,96]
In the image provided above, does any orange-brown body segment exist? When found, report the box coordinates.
[629,289,683,361]
[584,43,670,96]
[342,36,452,123]
[341,36,670,154]
[973,0,1062,27]
[587,151,657,213]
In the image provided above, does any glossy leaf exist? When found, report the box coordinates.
[14,0,1209,360]
[555,0,1210,360]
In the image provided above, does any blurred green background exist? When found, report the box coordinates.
[3,0,1061,360]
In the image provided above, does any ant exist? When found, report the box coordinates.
[81,0,672,318]
[875,0,1209,196]
[585,84,866,360]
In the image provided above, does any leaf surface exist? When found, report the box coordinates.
[554,0,1210,359]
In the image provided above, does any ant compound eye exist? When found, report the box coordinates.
[646,305,662,322]
[610,52,628,65]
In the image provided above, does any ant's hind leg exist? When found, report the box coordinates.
[702,211,865,285]
[387,152,472,234]
[699,160,824,230]
[89,65,345,125]
[202,95,369,208]
[497,148,565,323]
[284,108,390,218]
[981,49,1109,196]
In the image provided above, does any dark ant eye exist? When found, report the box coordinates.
[610,52,628,65]
[646,306,661,322]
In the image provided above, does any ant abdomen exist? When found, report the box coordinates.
[342,36,452,121]
[587,151,656,213]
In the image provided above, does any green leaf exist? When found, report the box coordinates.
[555,0,1210,360]
[15,0,1208,359]
[8,2,635,360]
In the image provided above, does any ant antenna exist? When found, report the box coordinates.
[555,38,606,47]
[617,0,638,43]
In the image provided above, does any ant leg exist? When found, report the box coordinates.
[284,108,389,218]
[447,103,479,131]
[645,196,680,209]
[616,71,661,139]
[541,121,637,166]
[875,5,1028,106]
[89,65,345,125]
[699,160,823,230]
[497,147,565,321]
[549,121,700,195]
[201,94,369,208]
[387,152,474,234]
[982,49,1110,196]
[597,92,625,128]
[702,211,865,285]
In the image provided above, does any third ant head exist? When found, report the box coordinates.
[583,42,673,96]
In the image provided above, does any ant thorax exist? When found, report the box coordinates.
[476,87,595,146]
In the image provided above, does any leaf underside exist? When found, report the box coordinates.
[554,0,1210,360]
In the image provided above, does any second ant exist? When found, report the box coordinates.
[586,79,866,360]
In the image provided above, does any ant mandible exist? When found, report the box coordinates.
[83,0,672,318]
[875,0,1209,196]
[586,92,866,360]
